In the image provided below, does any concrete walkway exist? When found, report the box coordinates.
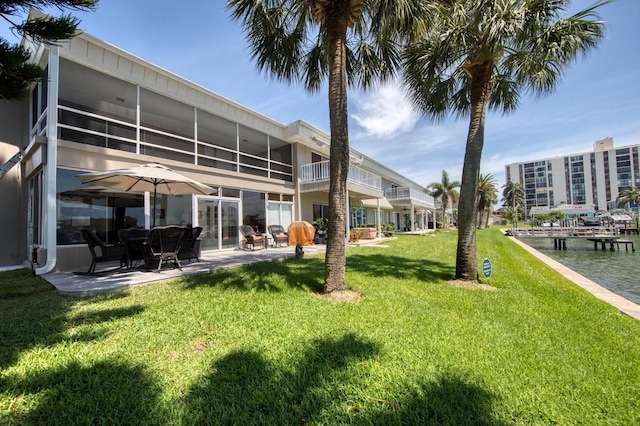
[508,235,640,321]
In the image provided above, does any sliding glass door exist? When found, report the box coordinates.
[197,198,239,251]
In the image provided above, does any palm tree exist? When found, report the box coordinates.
[428,170,460,228]
[227,0,430,292]
[402,0,607,281]
[501,180,525,223]
[617,186,640,230]
[477,173,498,228]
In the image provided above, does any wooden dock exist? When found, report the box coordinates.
[508,226,635,252]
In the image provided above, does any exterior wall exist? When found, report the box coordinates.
[0,100,29,267]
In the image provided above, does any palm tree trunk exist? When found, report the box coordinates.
[323,16,349,293]
[456,64,492,281]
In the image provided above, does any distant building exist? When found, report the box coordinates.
[504,137,640,217]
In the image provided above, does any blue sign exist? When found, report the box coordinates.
[482,258,492,279]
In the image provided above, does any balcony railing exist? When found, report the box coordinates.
[385,186,433,205]
[300,160,382,190]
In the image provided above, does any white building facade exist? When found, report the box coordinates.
[0,17,437,272]
[505,137,640,217]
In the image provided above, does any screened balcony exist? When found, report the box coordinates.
[300,160,382,192]
[385,186,434,207]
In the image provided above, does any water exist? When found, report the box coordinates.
[519,233,640,305]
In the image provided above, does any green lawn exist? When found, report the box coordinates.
[1,228,639,425]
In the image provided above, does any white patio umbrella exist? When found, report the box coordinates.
[77,163,216,227]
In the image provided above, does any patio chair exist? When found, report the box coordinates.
[144,225,186,272]
[81,229,128,274]
[239,225,266,250]
[117,228,150,268]
[178,226,203,262]
[268,225,289,247]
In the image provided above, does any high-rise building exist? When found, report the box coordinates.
[504,137,640,215]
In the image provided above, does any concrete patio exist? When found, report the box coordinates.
[43,243,329,297]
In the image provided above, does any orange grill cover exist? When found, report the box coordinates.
[287,221,316,246]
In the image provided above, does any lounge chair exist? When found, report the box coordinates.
[144,225,185,272]
[267,225,288,247]
[81,229,128,274]
[178,226,203,262]
[239,225,266,250]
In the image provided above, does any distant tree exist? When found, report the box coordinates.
[428,170,460,227]
[227,0,430,293]
[502,180,525,222]
[477,173,498,228]
[617,186,640,229]
[0,0,98,101]
[401,0,608,281]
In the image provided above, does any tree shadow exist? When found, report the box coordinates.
[184,333,503,424]
[179,256,326,293]
[347,253,454,282]
[180,249,454,295]
[359,372,507,425]
[1,360,164,424]
[0,291,144,370]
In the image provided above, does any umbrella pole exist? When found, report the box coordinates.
[152,187,157,228]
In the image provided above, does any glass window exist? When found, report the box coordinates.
[151,193,193,227]
[313,203,329,220]
[57,168,144,245]
[242,191,266,233]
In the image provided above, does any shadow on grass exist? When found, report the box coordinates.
[179,249,454,295]
[347,253,453,282]
[0,360,163,424]
[179,256,326,293]
[184,333,503,424]
[0,291,143,371]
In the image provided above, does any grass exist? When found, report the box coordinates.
[1,228,639,424]
[0,268,54,298]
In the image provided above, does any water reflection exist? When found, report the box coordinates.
[520,233,640,305]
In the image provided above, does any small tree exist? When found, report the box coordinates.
[617,186,640,230]
[428,170,460,228]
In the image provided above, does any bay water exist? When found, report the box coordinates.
[519,233,640,305]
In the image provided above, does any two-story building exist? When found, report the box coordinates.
[0,16,437,273]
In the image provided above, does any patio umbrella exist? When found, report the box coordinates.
[78,163,216,227]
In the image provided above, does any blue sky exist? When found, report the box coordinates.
[2,0,638,194]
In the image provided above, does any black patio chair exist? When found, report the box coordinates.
[268,225,289,247]
[239,225,266,250]
[117,228,150,268]
[144,226,186,272]
[178,226,203,262]
[81,229,128,274]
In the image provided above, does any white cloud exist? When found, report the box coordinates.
[351,83,420,139]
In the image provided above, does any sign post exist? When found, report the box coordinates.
[482,258,492,281]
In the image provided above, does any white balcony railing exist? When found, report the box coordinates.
[300,160,382,190]
[385,186,433,205]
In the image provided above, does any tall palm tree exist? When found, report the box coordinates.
[502,180,525,223]
[477,173,498,228]
[402,0,608,281]
[617,186,640,230]
[228,0,430,292]
[428,170,460,227]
